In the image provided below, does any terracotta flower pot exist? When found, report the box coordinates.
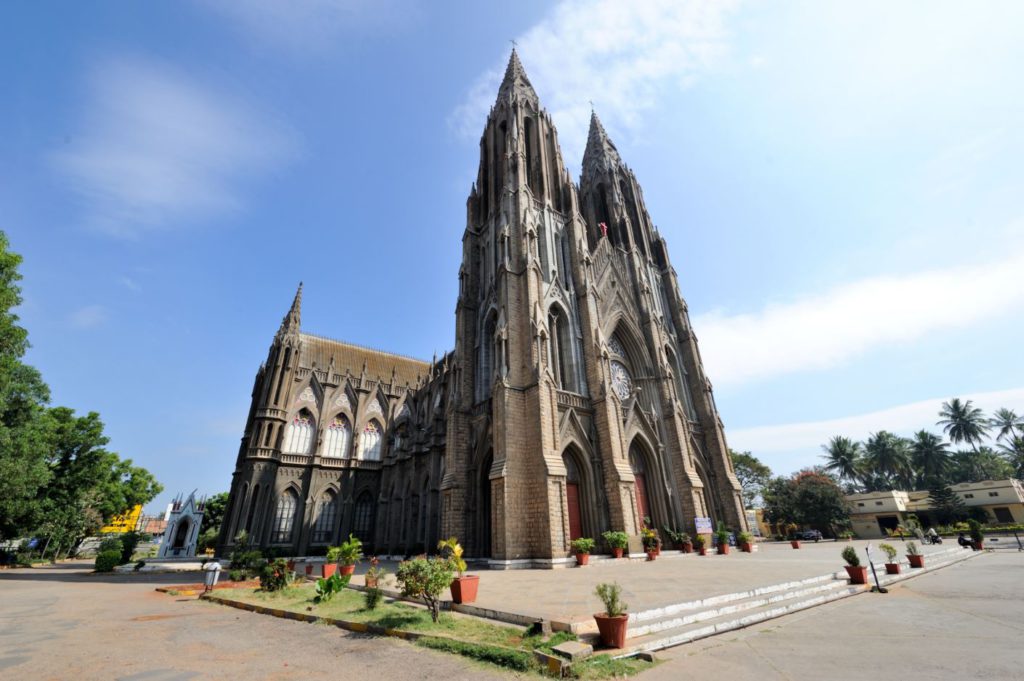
[365,576,378,588]
[681,542,693,554]
[340,564,356,576]
[791,540,801,549]
[594,613,629,649]
[885,563,900,575]
[717,543,730,555]
[305,565,313,576]
[654,545,661,556]
[974,540,984,550]
[450,575,479,604]
[286,560,295,572]
[612,547,624,559]
[907,554,925,568]
[322,563,337,578]
[845,565,868,584]
[740,542,753,553]
[646,550,656,561]
[698,547,707,556]
[576,553,590,566]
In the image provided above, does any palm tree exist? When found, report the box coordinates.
[864,431,913,490]
[937,398,989,452]
[997,436,1024,478]
[821,436,863,486]
[989,408,1023,444]
[909,430,951,488]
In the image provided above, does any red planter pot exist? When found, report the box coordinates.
[974,540,984,550]
[286,560,295,572]
[698,547,707,556]
[576,553,590,566]
[681,542,693,554]
[646,550,657,561]
[740,542,753,553]
[339,564,356,576]
[791,540,801,549]
[365,576,378,588]
[612,547,624,559]
[594,613,629,649]
[322,563,337,578]
[885,563,900,575]
[305,565,313,576]
[654,545,661,556]
[845,565,869,584]
[717,544,730,555]
[450,575,479,604]
[907,554,925,568]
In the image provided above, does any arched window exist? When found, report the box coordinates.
[478,314,497,400]
[271,489,298,543]
[353,491,374,541]
[548,306,576,392]
[359,420,382,461]
[311,490,338,544]
[323,415,351,458]
[244,485,260,534]
[667,347,698,421]
[283,410,314,454]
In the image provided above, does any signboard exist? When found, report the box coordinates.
[694,517,713,534]
[100,505,142,534]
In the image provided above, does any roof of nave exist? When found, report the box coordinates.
[298,332,433,387]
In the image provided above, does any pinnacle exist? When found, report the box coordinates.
[497,48,537,102]
[583,109,622,175]
[279,282,302,335]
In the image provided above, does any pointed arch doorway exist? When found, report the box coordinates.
[629,441,654,527]
[564,454,583,540]
[477,449,493,558]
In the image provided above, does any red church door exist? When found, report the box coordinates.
[567,482,583,540]
[634,473,650,525]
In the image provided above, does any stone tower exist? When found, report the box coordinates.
[441,51,745,562]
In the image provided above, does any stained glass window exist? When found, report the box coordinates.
[311,491,337,543]
[353,491,374,541]
[272,489,298,543]
[359,420,382,461]
[610,360,632,400]
[283,411,314,454]
[324,415,350,458]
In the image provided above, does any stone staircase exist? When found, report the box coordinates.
[581,545,979,656]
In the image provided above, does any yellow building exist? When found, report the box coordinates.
[100,505,142,534]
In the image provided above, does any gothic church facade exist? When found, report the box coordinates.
[218,51,746,563]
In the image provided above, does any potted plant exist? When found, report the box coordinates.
[906,541,925,568]
[665,527,693,553]
[602,530,629,558]
[438,537,478,604]
[323,546,341,578]
[790,536,801,549]
[737,531,754,553]
[879,543,900,574]
[571,537,595,566]
[593,582,629,649]
[841,546,868,584]
[968,519,984,550]
[364,558,387,589]
[641,527,659,560]
[715,528,730,555]
[337,534,363,576]
[838,530,855,542]
[693,534,708,556]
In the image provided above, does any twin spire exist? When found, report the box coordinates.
[278,282,302,337]
[497,48,537,103]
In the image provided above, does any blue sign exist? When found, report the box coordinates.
[694,517,712,534]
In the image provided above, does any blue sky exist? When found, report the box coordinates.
[4,1,1023,514]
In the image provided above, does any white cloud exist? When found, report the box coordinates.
[198,0,410,53]
[118,276,141,292]
[70,305,109,329]
[729,387,1024,457]
[55,57,296,238]
[451,0,739,168]
[693,248,1024,387]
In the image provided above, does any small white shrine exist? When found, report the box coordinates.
[158,491,206,559]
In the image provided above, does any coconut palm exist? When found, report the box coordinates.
[909,430,951,488]
[864,431,913,490]
[937,398,989,452]
[989,408,1023,444]
[997,436,1024,478]
[821,436,863,486]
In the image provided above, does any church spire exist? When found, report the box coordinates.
[582,110,622,182]
[496,48,537,104]
[278,282,302,338]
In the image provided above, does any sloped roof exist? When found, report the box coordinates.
[299,333,432,387]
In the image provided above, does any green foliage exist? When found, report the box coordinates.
[967,519,984,542]
[97,536,123,555]
[119,531,148,564]
[737,531,753,544]
[641,526,659,550]
[714,527,729,545]
[879,543,897,562]
[601,530,628,550]
[363,586,384,610]
[763,469,850,534]
[693,534,707,549]
[228,569,246,582]
[337,534,363,566]
[230,548,264,579]
[415,637,533,672]
[821,436,863,486]
[199,492,228,537]
[938,398,990,450]
[325,545,342,562]
[94,550,121,572]
[437,536,467,575]
[906,541,921,556]
[259,558,291,592]
[314,572,350,603]
[840,546,860,567]
[595,582,626,617]
[662,527,690,544]
[730,449,774,507]
[570,537,595,554]
[395,557,454,623]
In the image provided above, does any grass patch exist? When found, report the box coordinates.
[416,636,534,672]
[571,654,655,679]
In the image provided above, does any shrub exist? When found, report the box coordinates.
[663,526,689,545]
[98,537,123,556]
[841,546,860,567]
[737,531,753,544]
[601,530,629,550]
[967,519,984,543]
[595,582,627,617]
[259,558,291,592]
[314,572,350,603]
[396,557,454,623]
[326,545,342,563]
[906,541,921,556]
[437,537,467,576]
[363,586,384,610]
[119,531,150,564]
[879,543,897,562]
[338,534,363,566]
[228,569,246,582]
[95,550,121,573]
[230,549,264,578]
[693,534,707,549]
[715,527,730,546]
[570,537,595,554]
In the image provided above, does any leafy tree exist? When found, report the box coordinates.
[821,436,863,487]
[729,450,772,508]
[949,447,1013,484]
[996,436,1024,478]
[909,430,951,488]
[864,431,912,490]
[763,469,850,536]
[200,492,229,536]
[928,485,968,525]
[937,398,989,452]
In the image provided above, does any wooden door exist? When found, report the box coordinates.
[566,482,583,540]
[634,473,650,525]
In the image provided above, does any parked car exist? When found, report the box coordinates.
[794,529,823,542]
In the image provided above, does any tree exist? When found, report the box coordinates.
[729,450,772,508]
[763,469,850,536]
[864,431,913,490]
[989,408,1023,444]
[909,430,951,488]
[997,436,1024,479]
[821,436,863,487]
[927,485,968,525]
[937,398,989,452]
[198,491,229,552]
[949,447,1013,484]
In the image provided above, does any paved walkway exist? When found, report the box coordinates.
[644,551,1023,680]
[0,561,508,681]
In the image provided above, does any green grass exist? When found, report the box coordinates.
[571,654,655,679]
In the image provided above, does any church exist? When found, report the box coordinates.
[217,51,747,565]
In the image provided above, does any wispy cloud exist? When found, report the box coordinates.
[198,0,412,53]
[451,0,739,168]
[729,387,1024,456]
[694,248,1024,387]
[70,304,109,329]
[55,57,297,238]
[118,276,141,292]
